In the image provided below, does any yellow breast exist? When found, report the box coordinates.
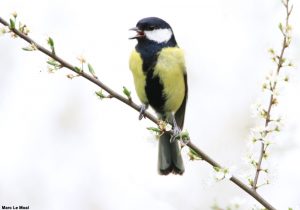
[154,47,186,113]
[129,50,148,104]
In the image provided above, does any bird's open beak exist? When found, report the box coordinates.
[129,27,145,39]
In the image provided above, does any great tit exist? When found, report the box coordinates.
[129,17,187,175]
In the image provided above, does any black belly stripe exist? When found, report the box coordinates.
[145,70,165,114]
[135,37,177,115]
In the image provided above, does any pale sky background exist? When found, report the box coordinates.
[0,0,300,209]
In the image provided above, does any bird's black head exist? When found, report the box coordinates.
[136,17,171,31]
[130,17,175,44]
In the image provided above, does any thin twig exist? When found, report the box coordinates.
[252,0,292,191]
[0,15,277,210]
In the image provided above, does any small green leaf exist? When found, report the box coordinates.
[180,130,190,142]
[47,60,57,66]
[74,66,82,73]
[88,63,94,74]
[47,37,54,47]
[122,86,132,100]
[46,58,61,72]
[250,160,258,167]
[279,22,283,32]
[22,47,34,51]
[147,127,161,133]
[262,168,269,173]
[188,148,202,160]
[88,63,97,78]
[271,97,278,105]
[9,19,15,29]
[260,109,268,119]
[248,178,254,187]
[47,37,55,54]
[268,48,275,54]
[95,90,106,100]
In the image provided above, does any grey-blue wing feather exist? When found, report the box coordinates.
[175,73,188,129]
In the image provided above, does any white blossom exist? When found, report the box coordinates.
[165,123,172,132]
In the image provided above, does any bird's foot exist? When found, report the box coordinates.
[170,124,182,142]
[138,104,147,120]
[170,114,181,142]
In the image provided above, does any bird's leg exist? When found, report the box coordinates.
[139,104,148,120]
[170,113,181,142]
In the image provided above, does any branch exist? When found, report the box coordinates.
[0,16,277,210]
[252,0,293,191]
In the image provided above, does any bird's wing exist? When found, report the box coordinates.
[175,73,188,129]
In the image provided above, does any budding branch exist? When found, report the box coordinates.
[252,0,293,191]
[0,10,282,209]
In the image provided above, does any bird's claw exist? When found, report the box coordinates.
[138,104,147,120]
[170,126,181,142]
[170,113,182,142]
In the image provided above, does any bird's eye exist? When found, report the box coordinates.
[149,25,156,30]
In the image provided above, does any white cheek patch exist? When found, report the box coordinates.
[144,28,173,43]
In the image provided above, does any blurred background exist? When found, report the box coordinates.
[0,0,300,209]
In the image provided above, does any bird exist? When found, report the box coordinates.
[129,17,188,175]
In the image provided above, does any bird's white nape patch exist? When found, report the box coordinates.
[144,28,173,43]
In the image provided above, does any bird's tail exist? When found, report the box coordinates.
[158,132,184,175]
